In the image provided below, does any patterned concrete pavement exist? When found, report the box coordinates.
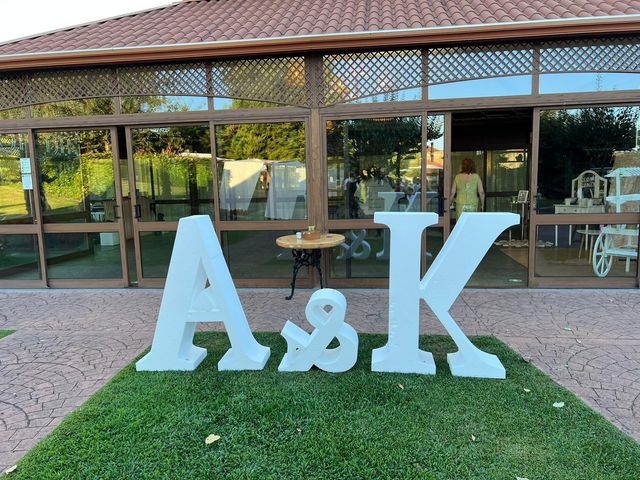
[0,288,639,470]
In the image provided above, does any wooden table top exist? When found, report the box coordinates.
[276,233,345,249]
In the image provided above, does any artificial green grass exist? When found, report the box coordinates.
[11,333,640,479]
[0,330,14,340]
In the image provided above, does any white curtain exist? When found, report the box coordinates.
[218,159,264,212]
[265,161,306,220]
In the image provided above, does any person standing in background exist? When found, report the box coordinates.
[450,158,485,219]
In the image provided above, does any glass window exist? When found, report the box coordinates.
[224,231,307,279]
[215,122,306,221]
[213,99,284,109]
[35,130,117,224]
[45,232,122,279]
[121,96,208,113]
[329,228,390,279]
[329,227,444,279]
[0,234,40,280]
[426,115,445,215]
[31,98,114,117]
[540,73,640,94]
[0,133,35,224]
[538,106,640,214]
[535,224,638,278]
[132,126,213,222]
[0,108,27,120]
[429,76,532,99]
[326,117,421,220]
[139,231,176,278]
[348,87,421,104]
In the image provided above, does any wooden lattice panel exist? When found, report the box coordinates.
[322,50,422,105]
[210,56,307,106]
[29,68,117,105]
[0,72,29,111]
[426,44,534,85]
[2,36,640,113]
[540,38,640,74]
[118,63,208,97]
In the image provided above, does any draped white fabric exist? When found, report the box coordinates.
[218,159,264,212]
[265,161,306,220]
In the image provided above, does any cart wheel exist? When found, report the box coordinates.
[592,233,613,277]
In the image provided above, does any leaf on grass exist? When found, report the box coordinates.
[523,388,531,393]
[205,434,221,445]
[398,384,404,390]
[4,465,17,475]
[471,434,476,442]
[516,477,530,480]
[553,402,565,408]
[296,427,302,434]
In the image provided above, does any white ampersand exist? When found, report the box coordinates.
[278,288,358,373]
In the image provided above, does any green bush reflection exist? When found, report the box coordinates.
[35,130,116,223]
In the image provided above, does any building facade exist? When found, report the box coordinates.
[0,0,639,289]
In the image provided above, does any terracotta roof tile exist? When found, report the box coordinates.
[1,0,640,56]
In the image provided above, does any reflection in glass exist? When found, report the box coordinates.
[132,126,213,222]
[213,99,284,109]
[535,224,638,278]
[330,229,389,279]
[32,98,114,117]
[429,76,532,99]
[540,73,640,94]
[326,117,421,219]
[426,115,445,214]
[140,231,176,278]
[215,122,306,221]
[223,231,306,279]
[45,232,122,279]
[348,87,421,104]
[329,227,444,279]
[538,106,640,214]
[0,234,40,280]
[0,108,27,120]
[0,133,35,224]
[121,96,208,113]
[36,130,116,224]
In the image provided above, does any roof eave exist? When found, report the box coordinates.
[1,15,639,71]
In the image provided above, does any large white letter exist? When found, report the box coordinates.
[372,212,439,374]
[373,212,519,378]
[136,215,270,372]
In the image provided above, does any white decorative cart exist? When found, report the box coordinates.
[592,167,640,277]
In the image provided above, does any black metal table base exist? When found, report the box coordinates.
[286,248,323,300]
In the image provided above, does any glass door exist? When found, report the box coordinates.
[33,127,128,286]
[0,132,45,287]
[448,109,532,287]
[126,124,214,286]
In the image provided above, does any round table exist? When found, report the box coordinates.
[276,233,345,300]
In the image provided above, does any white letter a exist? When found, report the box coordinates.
[136,215,270,371]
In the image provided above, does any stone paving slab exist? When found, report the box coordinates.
[0,288,639,470]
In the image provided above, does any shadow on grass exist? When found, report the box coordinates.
[11,333,640,480]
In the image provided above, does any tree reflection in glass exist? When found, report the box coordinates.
[326,116,422,219]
